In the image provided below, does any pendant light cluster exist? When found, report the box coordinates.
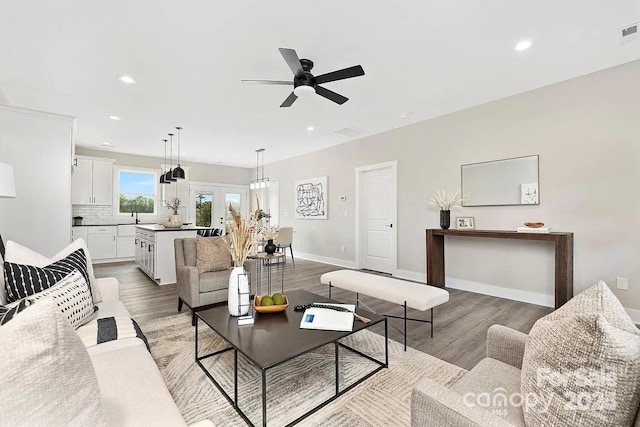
[250,148,270,189]
[159,126,186,184]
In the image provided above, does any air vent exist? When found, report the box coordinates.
[334,126,369,138]
[620,22,639,44]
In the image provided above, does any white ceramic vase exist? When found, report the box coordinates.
[228,266,250,316]
[171,214,182,226]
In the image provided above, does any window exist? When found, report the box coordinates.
[117,169,157,214]
[195,192,213,227]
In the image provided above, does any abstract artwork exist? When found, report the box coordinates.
[295,176,327,219]
[520,182,539,204]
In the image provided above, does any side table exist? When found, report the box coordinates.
[248,252,285,295]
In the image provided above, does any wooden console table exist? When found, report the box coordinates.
[426,229,573,308]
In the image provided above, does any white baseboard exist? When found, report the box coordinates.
[445,278,555,308]
[294,252,356,269]
[625,308,640,325]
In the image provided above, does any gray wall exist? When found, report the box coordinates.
[76,147,252,185]
[264,59,640,310]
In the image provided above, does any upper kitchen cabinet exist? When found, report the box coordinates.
[72,156,115,205]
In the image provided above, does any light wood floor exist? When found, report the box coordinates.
[93,259,552,370]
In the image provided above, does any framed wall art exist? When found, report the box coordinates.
[295,176,327,219]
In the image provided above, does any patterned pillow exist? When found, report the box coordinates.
[521,281,640,426]
[3,248,91,304]
[195,235,232,273]
[0,299,33,325]
[23,269,96,329]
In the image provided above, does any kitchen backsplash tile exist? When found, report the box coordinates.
[71,205,171,225]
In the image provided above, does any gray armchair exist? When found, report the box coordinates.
[174,236,255,325]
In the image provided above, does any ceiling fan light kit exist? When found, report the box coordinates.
[242,47,365,108]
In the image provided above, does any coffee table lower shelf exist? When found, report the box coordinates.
[194,318,388,427]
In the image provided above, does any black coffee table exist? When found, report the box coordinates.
[195,289,388,426]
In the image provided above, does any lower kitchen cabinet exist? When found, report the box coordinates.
[87,226,117,260]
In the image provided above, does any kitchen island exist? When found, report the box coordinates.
[135,224,208,285]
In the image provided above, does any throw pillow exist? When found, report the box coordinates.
[3,248,92,304]
[0,298,33,325]
[521,281,640,427]
[0,299,106,425]
[24,269,96,329]
[4,238,102,303]
[195,235,232,273]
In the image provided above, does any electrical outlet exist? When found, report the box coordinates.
[344,210,348,217]
[617,277,629,290]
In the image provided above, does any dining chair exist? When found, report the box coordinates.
[274,226,294,265]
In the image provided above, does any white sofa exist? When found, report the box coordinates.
[87,277,214,427]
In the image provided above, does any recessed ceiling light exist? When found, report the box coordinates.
[307,126,315,131]
[117,75,136,84]
[515,40,532,51]
[109,115,121,121]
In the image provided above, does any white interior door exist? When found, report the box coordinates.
[356,161,397,274]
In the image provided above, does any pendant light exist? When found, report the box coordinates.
[159,139,169,184]
[164,133,177,182]
[172,126,185,179]
[250,148,270,189]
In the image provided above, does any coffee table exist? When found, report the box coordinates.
[195,289,388,426]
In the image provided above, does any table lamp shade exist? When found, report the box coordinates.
[0,162,16,198]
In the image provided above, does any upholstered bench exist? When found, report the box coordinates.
[320,270,449,350]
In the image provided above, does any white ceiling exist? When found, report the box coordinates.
[1,1,639,168]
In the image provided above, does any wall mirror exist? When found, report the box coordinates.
[461,155,539,206]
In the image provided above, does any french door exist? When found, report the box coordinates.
[189,184,248,231]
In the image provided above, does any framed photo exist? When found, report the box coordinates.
[456,216,475,230]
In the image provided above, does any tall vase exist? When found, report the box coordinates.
[440,210,451,230]
[228,266,249,316]
[264,239,276,255]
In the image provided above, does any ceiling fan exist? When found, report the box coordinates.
[242,48,365,107]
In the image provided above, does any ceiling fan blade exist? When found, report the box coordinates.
[280,92,298,107]
[315,65,365,85]
[279,48,305,79]
[241,79,292,85]
[315,86,348,105]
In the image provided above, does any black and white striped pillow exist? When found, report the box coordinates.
[3,248,91,303]
[27,270,96,329]
[0,299,33,325]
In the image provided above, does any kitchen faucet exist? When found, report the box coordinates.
[131,211,140,224]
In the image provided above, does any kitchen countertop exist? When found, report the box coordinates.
[73,223,159,227]
[135,224,208,232]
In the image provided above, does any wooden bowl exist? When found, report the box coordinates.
[524,222,545,228]
[254,295,289,313]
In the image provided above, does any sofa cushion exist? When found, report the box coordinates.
[21,269,97,329]
[0,299,106,426]
[522,281,640,427]
[450,357,525,426]
[195,235,231,273]
[199,269,232,293]
[0,298,33,325]
[4,238,102,303]
[90,343,187,426]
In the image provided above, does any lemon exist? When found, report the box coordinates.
[272,293,285,305]
[261,296,274,306]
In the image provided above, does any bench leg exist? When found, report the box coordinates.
[404,301,407,351]
[328,282,332,299]
[430,307,434,338]
[356,292,359,309]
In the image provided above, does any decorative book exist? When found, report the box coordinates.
[516,227,551,233]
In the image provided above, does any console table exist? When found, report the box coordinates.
[425,229,573,308]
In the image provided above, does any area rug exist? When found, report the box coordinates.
[141,313,466,426]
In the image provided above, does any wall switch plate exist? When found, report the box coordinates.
[617,276,629,290]
[340,245,345,252]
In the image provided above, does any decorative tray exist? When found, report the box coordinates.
[254,295,289,313]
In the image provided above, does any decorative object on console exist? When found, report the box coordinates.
[517,226,551,234]
[224,198,261,316]
[455,216,475,229]
[264,239,277,255]
[524,221,545,228]
[429,190,466,230]
[172,126,185,180]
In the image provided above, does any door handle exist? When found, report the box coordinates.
[385,224,393,228]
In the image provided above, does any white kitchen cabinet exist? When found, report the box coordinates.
[87,226,117,260]
[72,156,115,205]
[71,226,88,242]
[116,225,136,258]
[135,226,199,285]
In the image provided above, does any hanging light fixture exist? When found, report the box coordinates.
[159,139,169,184]
[164,133,177,182]
[249,148,270,189]
[172,126,185,179]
